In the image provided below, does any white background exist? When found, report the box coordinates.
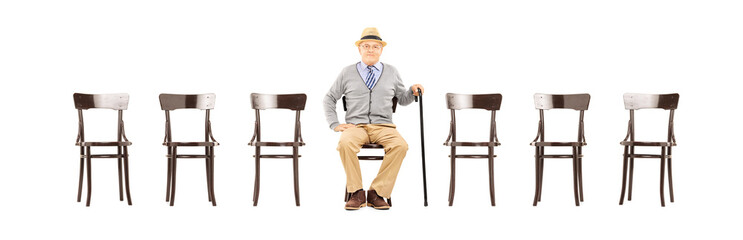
[1,0,741,239]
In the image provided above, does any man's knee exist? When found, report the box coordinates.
[385,139,408,152]
[337,137,362,152]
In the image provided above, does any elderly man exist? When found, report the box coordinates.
[323,27,424,210]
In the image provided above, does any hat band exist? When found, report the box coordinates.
[360,35,383,41]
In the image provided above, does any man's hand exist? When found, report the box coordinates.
[334,124,357,132]
[411,84,424,96]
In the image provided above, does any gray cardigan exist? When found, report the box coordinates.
[323,63,415,130]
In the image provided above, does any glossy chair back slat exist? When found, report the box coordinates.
[74,93,129,110]
[623,93,679,110]
[159,93,216,110]
[446,93,502,110]
[251,93,307,110]
[534,93,590,110]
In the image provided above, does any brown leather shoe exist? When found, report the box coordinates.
[344,189,366,210]
[367,190,390,210]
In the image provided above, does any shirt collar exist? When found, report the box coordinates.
[358,61,383,71]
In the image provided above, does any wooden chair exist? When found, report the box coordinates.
[340,96,398,206]
[618,93,679,207]
[443,93,502,206]
[249,93,307,206]
[159,93,218,206]
[531,93,590,206]
[73,93,132,207]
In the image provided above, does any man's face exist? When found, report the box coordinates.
[358,41,383,65]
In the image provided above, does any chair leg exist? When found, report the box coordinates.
[117,146,124,201]
[532,147,540,206]
[619,146,629,205]
[169,147,177,207]
[572,147,580,207]
[77,147,84,203]
[86,146,92,207]
[205,147,212,202]
[166,147,172,202]
[628,146,635,201]
[488,147,495,206]
[448,147,456,206]
[123,146,132,206]
[660,147,666,207]
[667,147,675,203]
[293,148,300,207]
[538,152,544,202]
[532,147,539,207]
[209,147,217,206]
[578,147,584,202]
[252,147,261,206]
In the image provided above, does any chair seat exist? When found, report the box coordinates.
[625,154,671,158]
[362,143,384,148]
[81,154,129,158]
[360,143,385,160]
[444,141,500,147]
[249,141,305,147]
[253,154,302,158]
[166,154,212,158]
[542,154,584,158]
[448,154,498,158]
[76,141,132,146]
[620,141,676,147]
[531,142,586,147]
[163,142,220,147]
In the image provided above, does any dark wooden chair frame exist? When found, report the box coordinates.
[340,95,400,206]
[443,93,502,206]
[249,93,307,207]
[73,93,133,207]
[618,93,679,207]
[160,93,219,207]
[531,93,590,206]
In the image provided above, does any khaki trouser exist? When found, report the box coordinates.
[337,124,408,198]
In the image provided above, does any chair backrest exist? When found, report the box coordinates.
[446,93,502,110]
[445,93,502,143]
[532,93,590,143]
[73,93,130,143]
[159,93,215,110]
[250,93,307,144]
[622,93,679,143]
[623,93,679,110]
[159,93,217,143]
[74,93,129,110]
[251,93,307,110]
[534,93,590,111]
[343,96,398,113]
